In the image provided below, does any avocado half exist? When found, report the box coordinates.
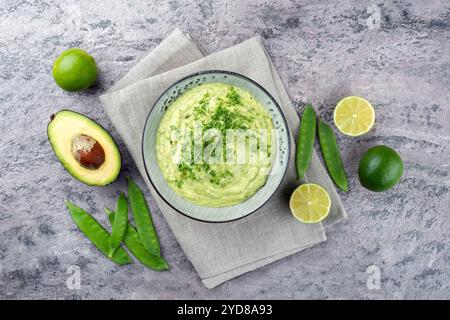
[47,110,121,186]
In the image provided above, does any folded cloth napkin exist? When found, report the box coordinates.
[100,29,346,289]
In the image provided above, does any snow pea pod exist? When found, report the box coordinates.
[127,177,161,256]
[65,201,132,265]
[317,121,349,192]
[295,104,316,180]
[106,209,169,271]
[109,193,128,257]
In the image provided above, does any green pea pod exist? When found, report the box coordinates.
[65,201,132,265]
[296,104,316,180]
[106,209,169,271]
[317,121,349,192]
[109,193,128,258]
[127,177,161,256]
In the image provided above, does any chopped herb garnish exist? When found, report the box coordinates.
[177,162,196,180]
[176,160,234,187]
[226,87,240,105]
[203,103,250,135]
[172,87,255,188]
[193,93,210,117]
[209,169,233,186]
[175,179,183,188]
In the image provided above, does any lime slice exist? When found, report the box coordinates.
[333,96,375,136]
[289,183,331,223]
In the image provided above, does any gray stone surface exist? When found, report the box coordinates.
[0,0,449,299]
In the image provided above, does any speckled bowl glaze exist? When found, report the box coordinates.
[142,70,290,223]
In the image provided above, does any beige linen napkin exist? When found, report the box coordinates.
[100,29,346,289]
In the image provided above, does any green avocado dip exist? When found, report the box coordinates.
[156,83,274,207]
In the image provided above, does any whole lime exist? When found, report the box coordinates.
[52,48,97,91]
[358,145,404,192]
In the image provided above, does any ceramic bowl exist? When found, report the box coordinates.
[142,70,290,222]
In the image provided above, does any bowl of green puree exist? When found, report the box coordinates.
[142,71,290,222]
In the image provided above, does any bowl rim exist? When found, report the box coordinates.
[141,70,291,223]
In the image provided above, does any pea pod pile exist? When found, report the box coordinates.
[66,201,132,265]
[106,209,169,271]
[65,177,169,271]
[295,104,348,192]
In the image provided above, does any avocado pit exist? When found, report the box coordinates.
[71,134,105,169]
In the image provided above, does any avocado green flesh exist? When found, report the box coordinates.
[47,110,121,186]
[156,83,274,207]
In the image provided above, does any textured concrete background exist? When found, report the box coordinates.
[0,0,449,299]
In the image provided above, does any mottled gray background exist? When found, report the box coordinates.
[0,0,449,300]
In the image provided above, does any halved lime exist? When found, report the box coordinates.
[289,183,331,223]
[333,96,375,136]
